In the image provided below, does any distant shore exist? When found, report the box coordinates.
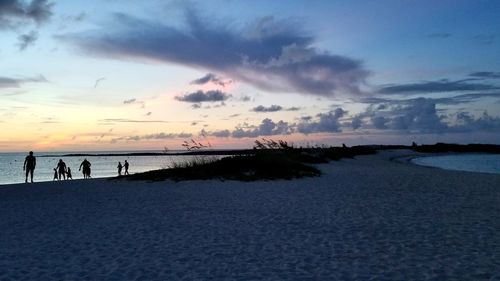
[35,143,500,158]
[39,149,255,157]
[1,150,499,279]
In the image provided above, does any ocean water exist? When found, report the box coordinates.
[412,154,500,174]
[0,151,224,185]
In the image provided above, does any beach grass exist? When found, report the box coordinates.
[125,139,376,181]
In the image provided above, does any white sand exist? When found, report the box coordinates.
[0,150,499,280]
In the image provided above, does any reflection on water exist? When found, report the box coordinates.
[0,151,224,185]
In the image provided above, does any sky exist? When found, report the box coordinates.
[1,0,499,152]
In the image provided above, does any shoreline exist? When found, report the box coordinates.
[1,150,499,279]
[2,149,499,186]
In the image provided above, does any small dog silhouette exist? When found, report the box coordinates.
[53,168,58,181]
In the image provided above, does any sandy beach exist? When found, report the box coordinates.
[0,150,499,280]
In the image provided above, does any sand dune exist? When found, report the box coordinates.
[0,150,499,280]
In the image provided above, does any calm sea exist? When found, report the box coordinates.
[0,151,223,185]
[412,154,500,174]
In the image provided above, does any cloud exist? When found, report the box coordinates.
[60,12,86,24]
[300,116,312,122]
[360,98,448,133]
[112,132,193,142]
[371,116,388,130]
[297,108,346,134]
[175,90,230,103]
[0,0,53,29]
[232,118,294,138]
[436,93,500,105]
[123,98,136,104]
[238,95,252,102]
[0,75,47,88]
[60,11,369,97]
[426,33,451,39]
[469,71,500,79]
[451,111,500,132]
[351,115,362,130]
[204,118,294,138]
[251,105,300,112]
[211,129,231,138]
[378,79,500,95]
[123,98,145,108]
[94,77,105,88]
[17,30,38,51]
[190,73,231,87]
[99,118,169,124]
[251,105,283,112]
[473,34,495,45]
[359,92,500,106]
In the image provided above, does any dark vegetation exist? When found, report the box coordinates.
[91,140,498,182]
[125,139,377,182]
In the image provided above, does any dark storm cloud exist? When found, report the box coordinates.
[0,74,46,88]
[0,0,53,28]
[251,105,283,112]
[469,71,500,79]
[378,79,500,95]
[17,30,37,50]
[175,90,230,103]
[60,11,369,97]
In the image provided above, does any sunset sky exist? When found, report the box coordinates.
[1,0,499,152]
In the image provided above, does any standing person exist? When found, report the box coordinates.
[23,151,36,183]
[79,159,91,179]
[117,161,123,176]
[56,159,67,180]
[124,160,129,175]
[67,167,73,180]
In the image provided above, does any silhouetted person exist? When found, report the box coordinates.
[79,159,91,179]
[124,160,129,175]
[57,159,67,180]
[117,162,123,176]
[67,167,73,180]
[23,151,36,183]
[53,168,58,181]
